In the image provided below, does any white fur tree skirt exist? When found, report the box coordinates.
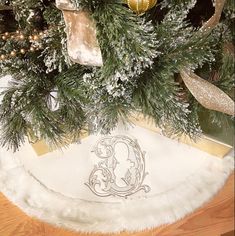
[0,125,234,233]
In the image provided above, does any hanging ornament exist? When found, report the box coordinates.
[56,0,103,67]
[126,0,157,15]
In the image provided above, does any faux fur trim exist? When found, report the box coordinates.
[0,151,233,233]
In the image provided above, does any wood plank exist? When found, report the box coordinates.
[222,231,235,236]
[0,173,234,236]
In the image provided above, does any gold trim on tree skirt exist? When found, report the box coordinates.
[30,114,233,158]
[130,114,233,158]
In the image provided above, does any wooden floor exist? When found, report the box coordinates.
[0,173,234,236]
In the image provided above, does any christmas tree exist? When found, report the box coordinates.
[0,0,234,151]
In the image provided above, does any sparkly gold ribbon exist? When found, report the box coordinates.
[180,0,234,116]
[181,69,234,116]
[55,0,103,66]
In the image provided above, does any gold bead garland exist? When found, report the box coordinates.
[0,54,6,60]
[19,34,25,40]
[20,48,26,54]
[30,46,36,52]
[0,29,45,61]
[33,35,39,41]
[10,50,16,57]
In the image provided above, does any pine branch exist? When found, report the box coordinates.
[133,69,201,138]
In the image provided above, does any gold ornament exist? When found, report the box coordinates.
[127,0,157,15]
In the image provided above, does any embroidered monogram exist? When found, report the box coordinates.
[86,135,151,198]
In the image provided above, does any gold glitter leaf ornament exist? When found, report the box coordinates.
[127,0,157,15]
